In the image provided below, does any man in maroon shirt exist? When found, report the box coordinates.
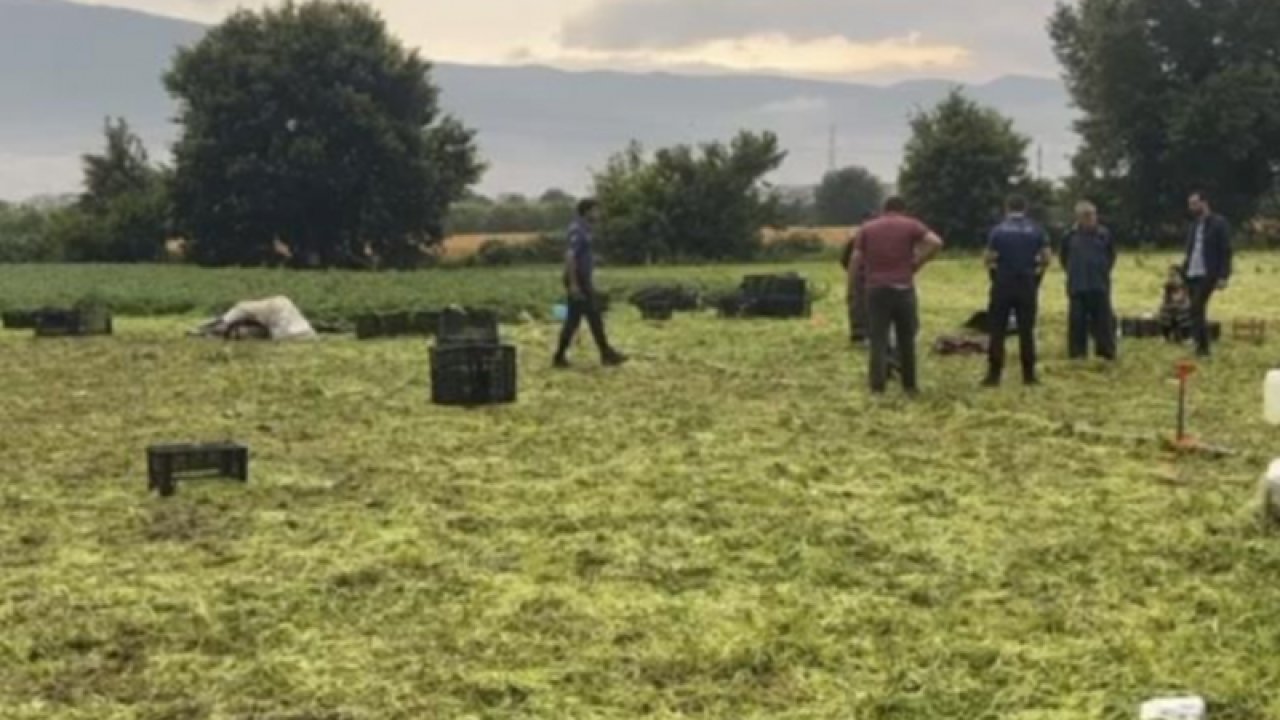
[850,197,945,394]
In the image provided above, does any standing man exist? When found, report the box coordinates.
[1182,190,1233,358]
[840,231,869,344]
[553,199,627,368]
[850,197,944,395]
[984,196,1052,387]
[1060,201,1117,360]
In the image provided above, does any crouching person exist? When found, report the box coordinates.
[1160,265,1193,343]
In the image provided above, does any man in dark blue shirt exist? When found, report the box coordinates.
[984,196,1051,387]
[554,199,626,368]
[1060,201,1117,360]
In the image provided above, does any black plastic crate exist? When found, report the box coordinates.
[355,314,383,340]
[747,293,811,318]
[147,442,249,497]
[1120,317,1161,339]
[438,308,499,347]
[711,292,746,318]
[2,309,38,330]
[1232,318,1267,345]
[35,305,113,337]
[355,311,441,339]
[629,285,701,312]
[640,302,674,321]
[411,311,440,335]
[430,343,517,406]
[735,274,811,319]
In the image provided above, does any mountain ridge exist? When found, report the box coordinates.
[0,0,1076,201]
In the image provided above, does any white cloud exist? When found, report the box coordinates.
[531,33,970,77]
[73,0,1052,81]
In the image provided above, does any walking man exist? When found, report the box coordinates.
[984,196,1052,387]
[553,199,627,368]
[1060,201,1117,360]
[850,197,944,395]
[1182,190,1233,358]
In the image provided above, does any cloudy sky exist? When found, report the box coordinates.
[78,0,1062,81]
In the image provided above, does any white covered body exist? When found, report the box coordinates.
[219,296,316,340]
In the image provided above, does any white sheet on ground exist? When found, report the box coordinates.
[219,296,316,340]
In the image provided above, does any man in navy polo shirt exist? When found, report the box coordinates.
[984,195,1052,387]
[553,199,627,369]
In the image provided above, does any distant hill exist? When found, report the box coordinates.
[0,0,1077,202]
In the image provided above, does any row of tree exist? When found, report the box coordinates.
[2,0,1278,266]
[446,190,579,235]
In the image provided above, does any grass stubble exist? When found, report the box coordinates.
[1,257,1279,718]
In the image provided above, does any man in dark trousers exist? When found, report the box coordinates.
[840,231,869,344]
[1060,200,1117,360]
[984,196,1052,387]
[1182,190,1233,358]
[850,197,944,395]
[553,199,627,368]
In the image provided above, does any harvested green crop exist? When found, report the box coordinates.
[1,256,1279,719]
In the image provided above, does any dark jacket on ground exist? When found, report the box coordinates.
[1181,213,1233,282]
[1060,224,1117,295]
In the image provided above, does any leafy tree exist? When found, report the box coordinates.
[0,202,62,262]
[164,0,482,268]
[539,188,575,205]
[593,132,786,263]
[80,118,159,214]
[1051,0,1280,240]
[898,90,1040,248]
[446,191,578,234]
[814,166,885,225]
[44,118,171,262]
[775,192,817,227]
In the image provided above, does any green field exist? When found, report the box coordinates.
[2,258,1280,719]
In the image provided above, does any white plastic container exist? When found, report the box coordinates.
[1140,696,1206,720]
[1267,370,1280,425]
[1265,459,1280,525]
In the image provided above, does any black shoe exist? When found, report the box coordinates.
[552,357,571,370]
[981,376,1001,388]
[603,352,628,367]
[1024,377,1041,387]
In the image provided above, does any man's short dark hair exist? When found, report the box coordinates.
[1007,195,1029,213]
[883,196,907,213]
[577,198,598,217]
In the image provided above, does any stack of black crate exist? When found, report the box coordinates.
[716,274,811,318]
[429,308,517,406]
